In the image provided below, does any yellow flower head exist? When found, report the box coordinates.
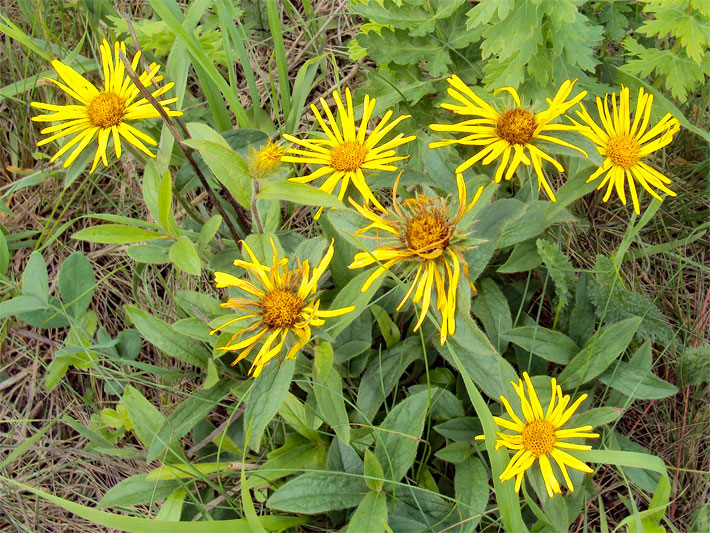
[476,372,599,498]
[210,238,353,378]
[282,88,416,219]
[248,139,285,178]
[571,86,680,215]
[348,173,483,345]
[31,40,182,173]
[429,75,588,201]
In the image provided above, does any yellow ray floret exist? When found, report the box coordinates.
[282,88,416,219]
[31,39,182,173]
[476,372,599,498]
[211,238,353,377]
[429,75,588,201]
[570,86,680,215]
[348,172,483,345]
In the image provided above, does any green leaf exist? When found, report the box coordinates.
[327,269,385,338]
[374,390,428,483]
[598,362,678,401]
[125,305,209,368]
[266,472,368,514]
[277,393,323,443]
[73,224,167,244]
[158,170,179,237]
[455,456,488,531]
[347,491,387,533]
[146,461,242,481]
[679,345,710,386]
[435,442,473,464]
[58,252,96,318]
[183,138,252,209]
[147,380,232,462]
[537,238,575,311]
[502,326,579,365]
[313,344,351,445]
[126,244,171,264]
[0,295,46,320]
[247,437,328,489]
[198,214,222,248]
[244,358,294,451]
[357,338,423,421]
[169,236,202,276]
[437,315,518,400]
[120,385,185,463]
[258,180,343,208]
[471,278,511,353]
[352,0,466,37]
[21,251,49,304]
[370,304,400,348]
[559,317,642,388]
[497,239,542,273]
[0,230,9,276]
[363,449,384,491]
[98,474,179,508]
[155,488,185,521]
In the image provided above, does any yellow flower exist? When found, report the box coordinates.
[248,139,284,178]
[210,238,353,377]
[429,75,587,201]
[571,86,680,215]
[348,172,483,345]
[282,88,416,218]
[476,372,599,498]
[31,40,182,173]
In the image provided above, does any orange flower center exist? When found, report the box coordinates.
[497,108,537,145]
[606,135,640,169]
[251,140,284,177]
[330,141,368,172]
[405,212,451,252]
[261,289,303,328]
[87,92,125,128]
[522,419,557,456]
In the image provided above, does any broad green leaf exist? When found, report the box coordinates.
[313,348,351,445]
[169,236,202,276]
[370,304,400,348]
[497,239,542,273]
[58,252,96,318]
[328,269,385,338]
[559,317,642,388]
[21,251,49,303]
[357,338,423,421]
[244,358,294,451]
[158,170,179,237]
[277,393,322,442]
[569,407,622,429]
[258,180,343,208]
[147,380,232,462]
[125,305,209,368]
[437,315,518,400]
[363,449,384,491]
[502,326,579,364]
[198,214,222,248]
[598,363,678,400]
[73,224,167,244]
[155,488,185,521]
[455,456,488,532]
[98,474,179,508]
[347,490,387,533]
[247,438,328,489]
[0,295,46,320]
[435,442,473,464]
[0,230,9,276]
[266,472,368,514]
[374,390,428,483]
[471,278,511,353]
[120,386,185,463]
[126,244,171,264]
[183,138,251,209]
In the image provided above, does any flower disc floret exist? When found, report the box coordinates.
[87,92,125,128]
[497,108,537,145]
[404,212,451,252]
[522,420,556,456]
[330,141,369,172]
[261,289,302,328]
